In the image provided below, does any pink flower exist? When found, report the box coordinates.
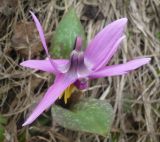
[21,11,150,126]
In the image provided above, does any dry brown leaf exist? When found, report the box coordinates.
[11,21,43,58]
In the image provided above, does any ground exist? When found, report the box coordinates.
[0,0,160,142]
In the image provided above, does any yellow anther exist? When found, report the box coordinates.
[59,84,76,104]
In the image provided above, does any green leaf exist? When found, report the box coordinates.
[0,115,6,141]
[0,115,7,125]
[51,8,86,59]
[18,132,26,142]
[52,98,114,136]
[156,32,160,40]
[0,125,5,142]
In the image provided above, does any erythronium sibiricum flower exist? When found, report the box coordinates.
[20,11,150,126]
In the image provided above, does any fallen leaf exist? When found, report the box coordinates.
[11,21,43,58]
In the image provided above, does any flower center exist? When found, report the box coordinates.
[69,37,91,77]
[60,37,91,103]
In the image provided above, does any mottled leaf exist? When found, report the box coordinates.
[51,8,86,58]
[52,98,114,136]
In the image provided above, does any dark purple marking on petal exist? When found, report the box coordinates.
[77,52,91,78]
[67,37,91,78]
[74,78,88,90]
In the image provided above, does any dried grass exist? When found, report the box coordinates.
[0,0,160,142]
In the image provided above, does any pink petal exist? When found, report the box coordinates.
[94,36,126,71]
[84,18,127,70]
[30,11,61,72]
[89,58,151,78]
[20,59,69,73]
[22,74,77,126]
[30,11,49,55]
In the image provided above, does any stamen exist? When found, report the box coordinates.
[59,84,76,104]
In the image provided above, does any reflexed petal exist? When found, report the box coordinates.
[30,11,60,72]
[84,18,127,70]
[94,36,126,70]
[30,11,49,55]
[22,74,77,126]
[89,58,151,78]
[20,59,69,73]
